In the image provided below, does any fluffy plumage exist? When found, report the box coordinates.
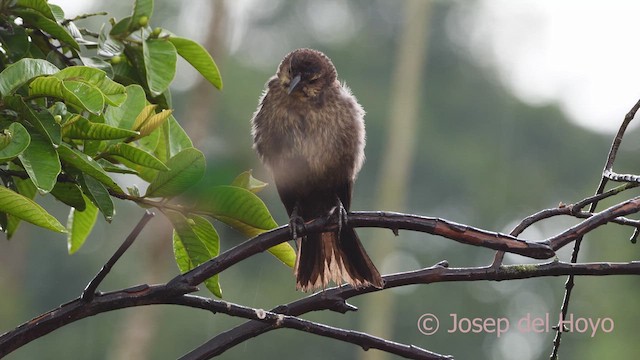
[251,48,383,291]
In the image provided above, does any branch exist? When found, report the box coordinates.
[171,296,451,360]
[2,204,638,358]
[550,100,640,360]
[186,260,640,359]
[551,97,640,359]
[82,211,155,301]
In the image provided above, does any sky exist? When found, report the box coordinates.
[54,0,640,134]
[450,0,640,134]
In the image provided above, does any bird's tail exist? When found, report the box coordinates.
[294,227,383,291]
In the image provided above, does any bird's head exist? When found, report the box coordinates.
[277,48,337,99]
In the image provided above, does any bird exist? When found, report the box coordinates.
[251,48,383,291]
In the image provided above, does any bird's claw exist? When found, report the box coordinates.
[289,205,306,240]
[328,199,349,233]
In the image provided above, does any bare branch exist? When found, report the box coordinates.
[189,260,640,359]
[551,97,640,360]
[82,211,155,301]
[171,296,452,360]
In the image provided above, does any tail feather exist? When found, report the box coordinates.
[294,227,383,291]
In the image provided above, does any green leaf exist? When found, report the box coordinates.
[13,8,79,50]
[104,143,168,171]
[3,96,62,146]
[18,134,60,193]
[197,185,295,267]
[0,123,30,162]
[61,80,105,114]
[231,170,268,193]
[0,186,66,233]
[78,174,114,222]
[128,0,154,31]
[0,58,59,96]
[57,144,123,193]
[196,186,277,237]
[6,167,37,239]
[169,211,221,297]
[67,196,98,254]
[100,22,126,56]
[105,84,146,130]
[15,0,56,20]
[0,25,29,62]
[50,182,86,210]
[166,115,193,157]
[168,36,222,90]
[47,3,64,22]
[145,148,204,198]
[29,77,105,114]
[143,38,177,96]
[266,242,296,268]
[80,57,114,78]
[97,159,139,175]
[62,115,138,140]
[53,66,127,106]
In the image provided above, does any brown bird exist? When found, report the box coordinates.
[251,48,383,291]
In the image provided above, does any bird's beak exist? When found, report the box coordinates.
[287,74,302,95]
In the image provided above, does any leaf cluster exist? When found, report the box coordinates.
[0,0,294,297]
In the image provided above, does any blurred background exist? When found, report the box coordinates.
[2,0,640,359]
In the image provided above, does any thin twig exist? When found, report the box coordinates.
[551,97,640,360]
[81,210,155,301]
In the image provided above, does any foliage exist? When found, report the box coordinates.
[0,0,294,298]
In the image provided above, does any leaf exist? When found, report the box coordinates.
[99,23,125,56]
[18,134,60,193]
[266,242,296,268]
[57,144,123,193]
[143,38,177,96]
[128,0,154,31]
[0,58,59,96]
[53,66,127,106]
[166,115,193,157]
[29,77,105,114]
[62,115,138,140]
[104,143,168,171]
[6,167,37,239]
[50,182,85,210]
[80,57,114,78]
[3,96,62,146]
[196,185,276,237]
[13,8,79,50]
[168,36,222,90]
[15,0,56,21]
[61,80,105,114]
[105,84,146,130]
[136,108,172,138]
[67,196,98,254]
[169,211,221,298]
[0,186,66,233]
[231,170,268,193]
[47,3,64,22]
[197,185,295,267]
[131,104,157,130]
[78,174,114,222]
[145,148,205,198]
[0,25,29,62]
[0,123,30,162]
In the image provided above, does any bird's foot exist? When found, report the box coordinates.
[328,199,349,233]
[289,206,306,240]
